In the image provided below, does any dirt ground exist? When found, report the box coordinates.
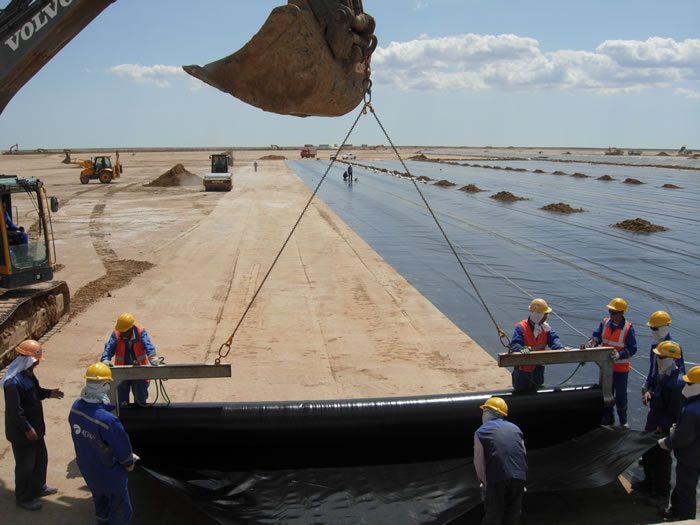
[0,149,510,524]
[0,149,695,524]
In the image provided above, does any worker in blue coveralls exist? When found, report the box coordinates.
[474,396,527,525]
[70,362,139,525]
[510,298,563,392]
[2,340,63,511]
[658,365,700,521]
[585,297,637,427]
[101,312,159,405]
[3,201,28,245]
[631,341,685,506]
[642,310,685,402]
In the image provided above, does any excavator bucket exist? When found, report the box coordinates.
[183,1,376,117]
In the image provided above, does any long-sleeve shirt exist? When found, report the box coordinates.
[645,367,684,433]
[592,317,637,360]
[665,394,700,468]
[645,334,686,392]
[101,326,156,364]
[3,370,51,441]
[510,320,563,352]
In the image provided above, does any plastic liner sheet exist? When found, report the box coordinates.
[122,388,654,523]
[128,429,654,524]
[288,158,700,429]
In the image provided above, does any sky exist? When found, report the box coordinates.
[0,0,698,149]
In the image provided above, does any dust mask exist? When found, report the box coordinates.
[652,326,669,342]
[682,383,700,399]
[81,380,112,404]
[482,409,500,424]
[656,356,675,375]
[529,312,545,325]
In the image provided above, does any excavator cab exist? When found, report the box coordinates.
[0,176,56,287]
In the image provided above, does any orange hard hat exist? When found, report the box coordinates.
[16,339,43,360]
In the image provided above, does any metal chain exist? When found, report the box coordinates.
[366,104,511,348]
[215,101,371,364]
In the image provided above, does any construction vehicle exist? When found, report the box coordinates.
[0,0,376,361]
[301,146,317,158]
[0,175,69,369]
[203,153,233,192]
[74,152,123,184]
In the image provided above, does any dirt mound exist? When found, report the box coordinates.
[69,259,155,320]
[571,172,589,178]
[490,191,527,202]
[533,169,545,173]
[459,184,484,193]
[611,218,668,233]
[552,171,567,175]
[657,151,669,156]
[409,154,429,161]
[258,155,286,160]
[416,176,432,182]
[597,175,615,181]
[662,183,682,189]
[433,179,456,187]
[145,164,202,187]
[623,178,644,185]
[541,202,585,214]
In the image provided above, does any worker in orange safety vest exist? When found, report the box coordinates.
[510,298,563,393]
[585,297,637,427]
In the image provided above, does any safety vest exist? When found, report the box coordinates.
[601,317,632,372]
[113,326,150,367]
[517,319,548,373]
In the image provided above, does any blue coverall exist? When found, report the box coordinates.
[4,209,28,245]
[644,334,686,394]
[592,318,637,425]
[101,327,156,404]
[69,398,135,524]
[510,319,562,392]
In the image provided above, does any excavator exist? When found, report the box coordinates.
[0,0,376,364]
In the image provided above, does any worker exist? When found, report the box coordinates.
[3,200,28,245]
[101,312,159,405]
[632,341,684,505]
[347,164,353,178]
[1,340,64,511]
[642,310,685,400]
[253,161,258,172]
[658,365,700,521]
[474,396,527,525]
[585,297,637,427]
[69,363,139,524]
[510,298,563,392]
[342,170,348,182]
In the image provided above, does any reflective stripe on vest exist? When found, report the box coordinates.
[601,317,632,372]
[517,319,548,373]
[113,326,150,367]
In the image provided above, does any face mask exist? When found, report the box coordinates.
[529,312,544,325]
[656,356,674,374]
[482,410,500,424]
[682,383,700,399]
[81,380,112,404]
[652,326,669,342]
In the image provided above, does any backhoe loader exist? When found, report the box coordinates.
[75,152,123,184]
[0,0,376,363]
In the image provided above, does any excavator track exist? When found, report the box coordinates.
[0,281,70,369]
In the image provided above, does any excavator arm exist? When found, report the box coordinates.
[0,0,376,117]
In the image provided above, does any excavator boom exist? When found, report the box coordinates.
[0,0,376,117]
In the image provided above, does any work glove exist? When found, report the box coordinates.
[102,359,113,367]
[658,438,669,451]
[520,346,531,354]
[125,453,140,472]
[610,350,620,360]
[149,355,160,366]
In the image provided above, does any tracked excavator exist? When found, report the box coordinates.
[0,0,376,364]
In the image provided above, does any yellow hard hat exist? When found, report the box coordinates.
[115,312,135,332]
[16,339,43,360]
[653,340,682,360]
[646,310,672,328]
[606,297,628,313]
[85,362,113,382]
[683,366,700,385]
[480,396,508,417]
[529,298,552,314]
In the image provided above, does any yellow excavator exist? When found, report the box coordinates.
[0,0,376,361]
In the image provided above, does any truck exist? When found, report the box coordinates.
[301,146,318,158]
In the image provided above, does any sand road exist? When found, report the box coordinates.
[0,151,508,523]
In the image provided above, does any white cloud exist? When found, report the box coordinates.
[372,34,700,95]
[107,64,186,87]
[675,87,700,99]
